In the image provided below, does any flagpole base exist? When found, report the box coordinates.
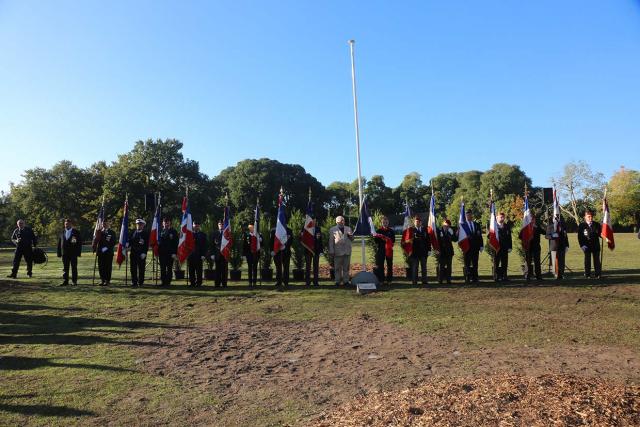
[352,271,379,294]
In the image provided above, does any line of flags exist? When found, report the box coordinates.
[115,196,128,266]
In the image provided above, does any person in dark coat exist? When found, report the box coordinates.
[462,210,484,283]
[188,221,208,287]
[57,218,82,286]
[577,209,602,278]
[270,226,293,288]
[492,212,512,282]
[158,218,178,286]
[242,224,263,287]
[545,214,570,279]
[96,219,117,286]
[211,220,228,287]
[8,219,38,279]
[519,213,545,282]
[128,219,149,287]
[374,216,395,285]
[301,220,323,286]
[404,216,431,286]
[436,219,457,284]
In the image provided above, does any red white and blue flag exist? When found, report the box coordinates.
[149,198,161,256]
[401,201,413,256]
[301,199,315,254]
[116,197,129,266]
[92,201,105,253]
[354,198,376,236]
[601,196,615,250]
[273,192,288,253]
[520,195,534,250]
[427,194,440,253]
[177,196,195,263]
[457,201,471,253]
[553,187,561,233]
[488,199,500,253]
[220,206,232,261]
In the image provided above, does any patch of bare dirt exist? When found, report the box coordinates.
[313,374,640,426]
[137,318,640,424]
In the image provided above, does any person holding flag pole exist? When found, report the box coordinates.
[300,189,322,286]
[115,195,129,286]
[578,208,602,279]
[214,194,233,288]
[91,196,105,286]
[148,193,161,286]
[177,188,195,285]
[243,200,263,288]
[271,188,293,289]
[459,197,483,283]
[519,185,544,282]
[600,188,615,276]
[427,187,440,282]
[545,187,570,280]
[488,189,513,282]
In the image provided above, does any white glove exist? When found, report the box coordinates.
[172,254,178,260]
[140,253,146,260]
[270,251,275,257]
[427,251,432,256]
[552,233,559,238]
[581,246,588,252]
[564,247,569,253]
[447,228,454,236]
[507,249,512,253]
[201,256,205,261]
[210,255,215,260]
[101,247,108,253]
[479,247,484,253]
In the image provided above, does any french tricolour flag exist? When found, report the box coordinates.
[149,200,161,256]
[177,196,195,263]
[457,201,471,253]
[427,194,440,253]
[520,195,534,250]
[220,206,232,261]
[301,199,315,254]
[488,200,500,253]
[354,198,376,236]
[401,201,413,256]
[273,193,288,253]
[116,197,129,266]
[601,196,615,250]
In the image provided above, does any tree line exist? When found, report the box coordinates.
[1,139,638,244]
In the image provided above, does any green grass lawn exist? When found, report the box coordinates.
[1,234,639,426]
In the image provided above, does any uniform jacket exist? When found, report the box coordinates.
[577,221,602,251]
[211,229,224,258]
[57,228,82,258]
[128,229,149,254]
[270,227,293,255]
[494,223,512,252]
[300,225,324,254]
[519,222,545,251]
[11,227,37,250]
[463,220,484,252]
[437,226,458,258]
[546,222,570,251]
[374,226,395,258]
[97,229,117,255]
[242,232,263,257]
[158,227,178,256]
[328,225,354,257]
[405,226,431,258]
[189,231,208,260]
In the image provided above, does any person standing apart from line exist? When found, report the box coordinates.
[545,214,570,280]
[128,219,149,287]
[328,216,354,287]
[242,224,262,287]
[57,218,82,286]
[188,221,208,287]
[96,219,117,286]
[578,209,602,279]
[158,218,178,287]
[8,219,38,279]
[437,219,457,284]
[463,210,484,283]
[374,215,395,285]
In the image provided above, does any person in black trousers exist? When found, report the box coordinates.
[242,224,263,287]
[374,216,395,285]
[462,210,484,283]
[211,220,228,287]
[520,213,545,282]
[492,212,512,282]
[158,218,178,286]
[270,225,293,288]
[405,216,431,286]
[546,214,570,279]
[437,219,457,284]
[128,219,149,287]
[96,219,117,286]
[8,219,38,278]
[57,218,82,286]
[188,221,208,287]
[578,210,602,278]
[304,221,323,286]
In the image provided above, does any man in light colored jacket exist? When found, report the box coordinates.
[328,216,354,287]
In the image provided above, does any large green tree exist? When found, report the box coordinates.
[607,166,640,227]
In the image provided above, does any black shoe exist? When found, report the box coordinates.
[6,274,16,278]
[72,282,78,286]
[131,283,138,288]
[447,280,452,284]
[27,273,32,278]
[537,277,544,281]
[59,282,68,287]
[335,282,340,287]
[305,283,311,286]
[313,282,320,286]
[98,281,104,286]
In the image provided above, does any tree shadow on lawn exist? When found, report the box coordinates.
[0,355,135,372]
[0,401,95,417]
[0,303,84,312]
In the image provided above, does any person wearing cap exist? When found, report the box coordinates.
[374,216,395,285]
[128,219,149,287]
[158,218,178,286]
[328,216,354,287]
[188,221,208,287]
[491,212,512,282]
[546,213,570,279]
[577,209,602,278]
[519,212,545,282]
[57,218,82,286]
[436,219,457,284]
[242,224,263,287]
[96,219,117,286]
[211,220,228,287]
[463,210,483,283]
[404,215,431,286]
[8,219,38,279]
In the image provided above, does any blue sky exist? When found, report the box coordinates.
[1,0,639,193]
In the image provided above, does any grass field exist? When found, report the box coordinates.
[1,234,639,426]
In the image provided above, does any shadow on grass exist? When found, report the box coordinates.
[0,402,95,417]
[0,356,135,372]
[0,303,85,312]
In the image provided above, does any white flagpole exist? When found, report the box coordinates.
[349,39,366,272]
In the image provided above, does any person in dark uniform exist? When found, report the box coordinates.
[405,216,431,286]
[211,220,228,287]
[303,220,323,286]
[8,219,38,278]
[492,212,512,282]
[188,221,208,287]
[242,224,262,287]
[270,225,293,288]
[96,219,117,286]
[57,218,82,286]
[158,218,178,286]
[128,219,149,287]
[463,210,484,283]
[374,216,395,285]
[578,210,602,278]
[545,214,570,279]
[437,219,457,284]
[520,213,545,282]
